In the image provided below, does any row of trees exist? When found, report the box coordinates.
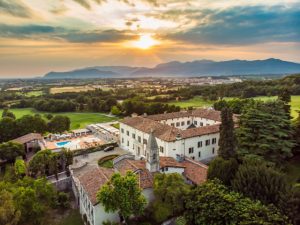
[208,93,300,224]
[0,111,70,143]
[0,160,70,225]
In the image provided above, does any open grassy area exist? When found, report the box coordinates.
[168,95,300,118]
[57,210,83,225]
[168,96,214,108]
[0,108,117,130]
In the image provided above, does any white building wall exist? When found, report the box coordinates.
[160,166,184,174]
[120,123,219,162]
[79,184,119,225]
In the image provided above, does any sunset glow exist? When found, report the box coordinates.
[132,34,159,50]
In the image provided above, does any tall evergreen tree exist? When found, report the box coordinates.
[278,88,291,118]
[237,101,294,165]
[218,107,236,159]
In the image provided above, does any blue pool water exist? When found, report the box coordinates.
[56,141,71,147]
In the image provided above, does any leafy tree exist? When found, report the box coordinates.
[97,171,147,223]
[153,173,190,215]
[14,158,26,178]
[237,101,294,165]
[111,105,121,116]
[184,179,290,225]
[0,117,17,143]
[231,159,291,212]
[0,189,20,225]
[0,141,24,163]
[207,157,239,186]
[28,150,54,177]
[48,115,70,133]
[2,108,16,119]
[218,107,236,159]
[16,114,47,135]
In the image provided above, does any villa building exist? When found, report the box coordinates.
[119,108,228,163]
[71,132,208,225]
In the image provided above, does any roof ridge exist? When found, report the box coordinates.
[185,157,208,169]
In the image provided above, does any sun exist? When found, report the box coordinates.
[133,34,159,49]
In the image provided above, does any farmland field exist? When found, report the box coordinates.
[0,108,117,129]
[49,85,113,94]
[168,95,300,118]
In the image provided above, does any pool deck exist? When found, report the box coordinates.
[44,134,106,151]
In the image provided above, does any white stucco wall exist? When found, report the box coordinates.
[120,122,219,162]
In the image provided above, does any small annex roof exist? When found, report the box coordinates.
[77,165,114,205]
[181,157,208,185]
[12,133,43,144]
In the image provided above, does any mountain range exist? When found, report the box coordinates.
[43,58,300,79]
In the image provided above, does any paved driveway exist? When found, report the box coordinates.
[73,147,128,165]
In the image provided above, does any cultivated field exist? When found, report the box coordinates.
[49,85,113,94]
[50,86,96,94]
[0,108,117,129]
[168,95,300,118]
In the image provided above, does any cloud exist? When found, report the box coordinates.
[72,0,106,9]
[166,5,300,45]
[0,0,32,17]
[0,23,135,43]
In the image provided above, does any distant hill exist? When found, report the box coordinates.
[43,58,300,79]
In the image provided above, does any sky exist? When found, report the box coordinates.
[0,0,300,78]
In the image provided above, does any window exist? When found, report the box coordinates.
[205,139,210,146]
[153,153,157,160]
[212,148,215,154]
[194,121,197,125]
[171,123,175,126]
[132,133,135,139]
[198,151,201,158]
[191,156,195,160]
[165,167,168,171]
[122,138,124,143]
[121,128,124,133]
[126,130,129,136]
[188,147,194,154]
[200,122,203,126]
[138,136,141,143]
[212,138,217,144]
[187,120,190,125]
[176,122,180,127]
[181,121,185,126]
[198,141,202,148]
[143,139,147,145]
[160,146,164,153]
[127,141,129,146]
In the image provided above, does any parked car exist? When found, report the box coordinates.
[104,146,114,152]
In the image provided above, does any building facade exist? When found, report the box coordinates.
[119,108,224,163]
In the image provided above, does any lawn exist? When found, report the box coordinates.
[168,96,214,108]
[168,95,300,118]
[0,108,117,130]
[57,210,83,225]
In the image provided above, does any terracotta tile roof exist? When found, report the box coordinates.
[12,133,43,144]
[120,116,180,142]
[78,165,114,205]
[160,157,185,168]
[114,159,154,189]
[121,116,220,142]
[181,157,208,185]
[147,108,222,122]
[180,124,220,139]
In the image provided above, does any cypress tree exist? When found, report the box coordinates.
[278,88,291,118]
[218,107,236,159]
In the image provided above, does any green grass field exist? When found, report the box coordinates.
[0,108,117,130]
[168,95,300,118]
[168,96,215,108]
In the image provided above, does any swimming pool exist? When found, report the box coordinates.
[56,141,71,147]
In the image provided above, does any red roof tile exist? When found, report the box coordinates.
[181,157,208,185]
